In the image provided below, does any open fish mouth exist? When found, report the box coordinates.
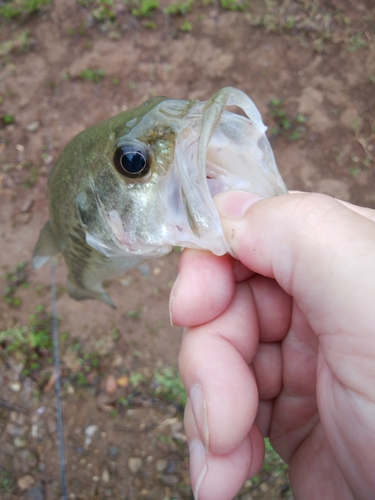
[82,87,288,261]
[170,87,288,256]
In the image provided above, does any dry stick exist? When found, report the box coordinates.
[51,261,68,500]
[0,399,26,413]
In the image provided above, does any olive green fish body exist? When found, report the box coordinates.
[33,88,287,306]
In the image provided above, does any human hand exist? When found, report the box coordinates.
[169,191,375,500]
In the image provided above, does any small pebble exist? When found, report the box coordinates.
[128,457,142,473]
[105,374,117,394]
[240,494,254,500]
[108,445,119,457]
[160,474,179,487]
[85,425,98,437]
[17,474,35,490]
[84,425,98,447]
[102,469,110,483]
[14,437,27,448]
[31,423,40,439]
[155,459,167,472]
[165,460,177,474]
[259,482,269,493]
[9,381,21,392]
[25,121,40,132]
[116,375,129,387]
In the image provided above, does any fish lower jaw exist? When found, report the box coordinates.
[206,174,254,198]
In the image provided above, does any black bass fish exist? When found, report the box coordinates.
[33,87,287,307]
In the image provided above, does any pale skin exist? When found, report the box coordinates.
[169,191,375,500]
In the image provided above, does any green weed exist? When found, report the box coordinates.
[130,0,159,17]
[2,114,14,125]
[129,371,147,387]
[164,0,194,16]
[79,68,106,82]
[2,262,28,307]
[92,0,117,21]
[0,0,50,18]
[219,0,247,11]
[180,21,192,32]
[153,367,187,407]
[126,307,142,319]
[0,458,15,494]
[268,98,307,140]
[23,166,40,187]
[346,32,367,52]
[0,306,53,383]
[249,438,288,489]
[0,30,32,58]
[143,20,157,29]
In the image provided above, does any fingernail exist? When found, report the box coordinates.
[168,274,180,326]
[190,384,209,450]
[214,191,263,220]
[189,439,207,500]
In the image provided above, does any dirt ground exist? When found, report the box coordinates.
[0,0,374,499]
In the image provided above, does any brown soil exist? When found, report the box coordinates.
[0,1,374,499]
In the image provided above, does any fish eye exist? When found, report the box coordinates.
[113,143,150,179]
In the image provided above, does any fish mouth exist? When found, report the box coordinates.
[174,87,287,255]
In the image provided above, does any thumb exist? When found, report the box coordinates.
[214,190,375,296]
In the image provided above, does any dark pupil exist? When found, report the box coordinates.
[121,151,146,174]
[113,144,150,179]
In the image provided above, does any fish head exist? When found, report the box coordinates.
[81,87,287,262]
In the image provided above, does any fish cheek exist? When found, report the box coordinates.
[76,191,100,229]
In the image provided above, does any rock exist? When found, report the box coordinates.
[128,457,142,473]
[165,460,177,474]
[105,374,117,394]
[17,474,35,490]
[240,493,254,500]
[25,121,40,132]
[9,381,21,392]
[259,482,269,493]
[102,469,110,482]
[108,445,119,457]
[155,458,167,472]
[14,437,27,448]
[85,425,98,437]
[84,425,98,447]
[31,423,41,439]
[160,474,179,487]
[116,375,129,387]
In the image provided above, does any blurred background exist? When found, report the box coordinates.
[0,0,374,498]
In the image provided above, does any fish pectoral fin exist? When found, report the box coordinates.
[32,221,61,269]
[67,276,116,309]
